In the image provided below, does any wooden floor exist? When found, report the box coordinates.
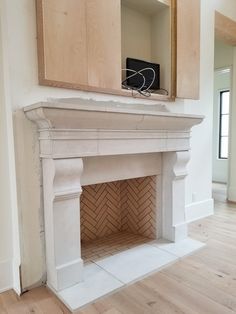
[1,200,236,313]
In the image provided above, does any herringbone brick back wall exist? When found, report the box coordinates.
[81,181,122,242]
[80,176,157,243]
[120,176,157,239]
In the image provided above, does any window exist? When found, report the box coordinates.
[219,90,230,159]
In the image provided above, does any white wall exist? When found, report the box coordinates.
[2,0,236,291]
[228,48,236,201]
[0,3,20,294]
[180,0,236,222]
[121,5,152,69]
[0,48,13,293]
[213,37,236,201]
[213,40,233,184]
[214,39,234,68]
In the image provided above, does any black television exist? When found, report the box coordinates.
[126,58,160,91]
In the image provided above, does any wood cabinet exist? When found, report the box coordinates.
[176,0,200,100]
[37,0,121,91]
[36,0,200,100]
[86,0,121,90]
[37,0,88,87]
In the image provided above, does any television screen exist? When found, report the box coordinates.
[126,58,160,91]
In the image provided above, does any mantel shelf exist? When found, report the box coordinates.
[24,98,204,158]
[24,98,203,130]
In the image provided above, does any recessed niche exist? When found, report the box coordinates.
[121,0,171,96]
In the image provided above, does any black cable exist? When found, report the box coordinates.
[122,68,168,97]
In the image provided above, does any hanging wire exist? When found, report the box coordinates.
[122,67,168,97]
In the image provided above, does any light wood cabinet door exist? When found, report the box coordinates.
[86,0,121,90]
[36,0,88,87]
[176,0,200,99]
[36,0,121,91]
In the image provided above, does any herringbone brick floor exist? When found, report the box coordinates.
[81,231,152,264]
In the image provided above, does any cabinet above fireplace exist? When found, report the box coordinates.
[36,0,200,101]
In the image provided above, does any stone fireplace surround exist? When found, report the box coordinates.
[24,98,204,310]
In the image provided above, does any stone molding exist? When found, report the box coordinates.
[24,100,203,159]
[42,158,84,291]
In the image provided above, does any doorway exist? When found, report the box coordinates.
[213,48,231,202]
[213,12,236,203]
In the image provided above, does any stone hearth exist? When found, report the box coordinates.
[24,98,204,310]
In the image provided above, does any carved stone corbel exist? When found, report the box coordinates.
[42,157,84,291]
[162,151,190,242]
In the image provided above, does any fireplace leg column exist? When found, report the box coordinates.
[162,151,190,242]
[42,158,84,292]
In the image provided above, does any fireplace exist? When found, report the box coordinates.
[24,98,204,310]
[80,175,159,263]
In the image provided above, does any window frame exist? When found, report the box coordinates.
[218,89,230,160]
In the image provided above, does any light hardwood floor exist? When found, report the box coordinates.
[1,200,236,313]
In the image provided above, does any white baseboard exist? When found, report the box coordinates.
[228,186,236,202]
[12,259,21,295]
[185,199,214,223]
[0,259,13,293]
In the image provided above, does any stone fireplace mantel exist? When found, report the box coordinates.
[24,99,203,158]
[24,99,204,296]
